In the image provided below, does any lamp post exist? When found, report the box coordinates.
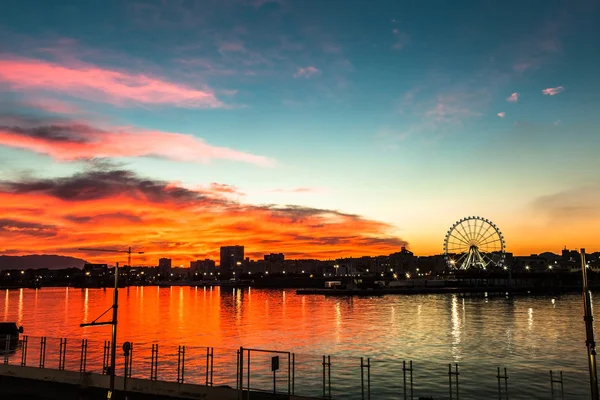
[582,248,599,400]
[79,247,144,399]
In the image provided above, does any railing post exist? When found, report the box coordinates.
[497,367,509,400]
[246,349,250,400]
[550,370,565,400]
[3,334,9,365]
[449,363,459,400]
[322,355,326,398]
[150,344,158,381]
[177,345,185,384]
[322,355,331,399]
[292,352,295,395]
[287,352,291,396]
[58,338,67,370]
[79,339,88,373]
[238,347,244,400]
[361,357,364,400]
[20,335,28,366]
[102,340,110,374]
[402,360,414,400]
[207,347,214,386]
[39,337,46,368]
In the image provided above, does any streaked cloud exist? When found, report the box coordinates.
[542,86,564,96]
[268,187,323,194]
[0,116,275,167]
[424,97,481,124]
[293,66,320,79]
[506,92,519,102]
[497,112,506,118]
[24,98,81,115]
[391,29,409,50]
[0,167,406,262]
[0,58,225,109]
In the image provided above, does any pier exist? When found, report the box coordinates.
[0,334,575,399]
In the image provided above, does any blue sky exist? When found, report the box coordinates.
[0,0,599,259]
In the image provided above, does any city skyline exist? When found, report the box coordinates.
[1,0,599,264]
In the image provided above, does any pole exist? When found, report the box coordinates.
[109,262,119,399]
[582,248,599,400]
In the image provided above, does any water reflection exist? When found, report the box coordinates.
[451,295,462,360]
[528,307,533,331]
[17,288,23,325]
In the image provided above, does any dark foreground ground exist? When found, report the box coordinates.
[0,375,293,400]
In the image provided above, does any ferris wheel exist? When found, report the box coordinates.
[443,216,506,270]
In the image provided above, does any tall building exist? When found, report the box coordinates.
[220,246,244,270]
[158,258,172,277]
[264,253,284,262]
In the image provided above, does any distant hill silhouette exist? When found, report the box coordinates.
[0,255,87,270]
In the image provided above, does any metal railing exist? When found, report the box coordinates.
[0,334,588,399]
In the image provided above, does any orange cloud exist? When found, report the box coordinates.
[0,116,274,166]
[0,168,406,264]
[0,58,224,108]
[506,92,519,102]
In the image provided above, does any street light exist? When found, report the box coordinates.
[78,246,144,399]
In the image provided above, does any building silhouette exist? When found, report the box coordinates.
[158,258,172,277]
[220,246,244,270]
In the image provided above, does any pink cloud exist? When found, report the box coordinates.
[424,97,480,124]
[218,42,246,53]
[293,66,320,79]
[392,30,409,50]
[268,187,323,194]
[0,58,224,108]
[506,92,519,102]
[0,118,274,167]
[542,86,564,96]
[25,98,81,115]
[497,112,505,118]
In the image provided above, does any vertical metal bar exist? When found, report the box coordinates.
[403,361,407,400]
[3,334,9,364]
[455,364,460,400]
[287,352,291,396]
[367,358,371,400]
[504,368,509,400]
[560,371,564,400]
[449,364,453,400]
[247,349,250,400]
[39,337,46,368]
[182,346,185,383]
[128,343,133,378]
[238,347,244,400]
[322,355,326,398]
[328,355,331,399]
[210,348,214,386]
[209,347,213,386]
[409,361,413,400]
[292,353,295,395]
[497,367,501,400]
[550,370,555,398]
[583,248,600,400]
[20,335,28,366]
[58,338,63,370]
[361,357,365,400]
[177,345,181,383]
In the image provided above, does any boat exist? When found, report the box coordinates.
[0,322,23,351]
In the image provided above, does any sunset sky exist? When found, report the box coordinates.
[0,0,599,264]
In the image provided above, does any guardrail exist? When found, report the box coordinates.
[1,334,575,399]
